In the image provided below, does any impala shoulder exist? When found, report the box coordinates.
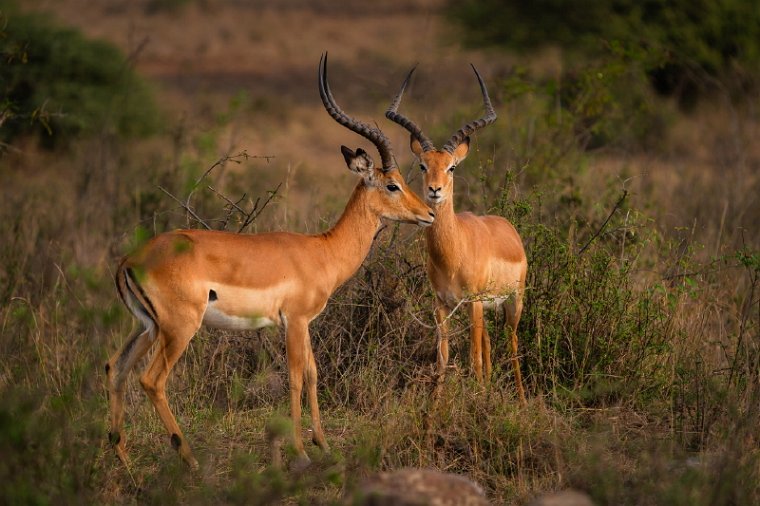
[456,212,495,237]
[455,211,479,222]
[481,214,518,232]
[492,228,527,263]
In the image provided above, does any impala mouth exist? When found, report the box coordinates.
[417,211,435,227]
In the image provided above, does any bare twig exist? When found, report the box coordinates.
[184,151,275,209]
[207,185,248,215]
[184,151,244,210]
[158,150,277,231]
[158,185,211,230]
[207,181,282,233]
[238,182,282,233]
[407,309,436,330]
[125,35,150,68]
[578,189,628,254]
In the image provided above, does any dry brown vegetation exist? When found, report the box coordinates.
[1,0,759,504]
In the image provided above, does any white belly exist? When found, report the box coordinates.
[481,295,508,309]
[199,281,293,330]
[202,305,275,330]
[437,290,513,310]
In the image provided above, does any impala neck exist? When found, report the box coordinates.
[425,198,461,270]
[320,181,381,287]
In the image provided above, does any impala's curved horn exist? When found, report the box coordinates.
[385,66,435,152]
[441,64,497,154]
[319,52,394,172]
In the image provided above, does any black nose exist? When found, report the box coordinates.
[428,186,442,193]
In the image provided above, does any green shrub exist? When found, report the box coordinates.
[504,191,674,406]
[0,1,161,148]
[0,386,103,504]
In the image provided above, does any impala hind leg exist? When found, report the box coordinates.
[469,301,485,382]
[434,303,452,375]
[140,325,199,469]
[106,326,156,464]
[504,297,527,405]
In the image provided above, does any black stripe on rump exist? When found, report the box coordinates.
[114,260,128,307]
[126,267,158,323]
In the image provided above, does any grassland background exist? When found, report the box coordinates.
[1,0,759,504]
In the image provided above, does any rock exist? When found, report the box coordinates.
[349,468,489,506]
[527,490,594,506]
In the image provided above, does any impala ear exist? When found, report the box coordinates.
[452,136,470,163]
[341,145,375,176]
[410,135,424,157]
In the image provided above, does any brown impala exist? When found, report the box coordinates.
[105,53,435,469]
[386,65,527,404]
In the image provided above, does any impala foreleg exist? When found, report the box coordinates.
[434,303,452,375]
[469,301,485,382]
[305,337,328,451]
[482,320,492,381]
[140,327,198,469]
[285,318,309,465]
[106,326,155,464]
[504,297,527,405]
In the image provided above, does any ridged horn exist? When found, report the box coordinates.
[441,64,497,154]
[385,66,435,152]
[319,52,395,172]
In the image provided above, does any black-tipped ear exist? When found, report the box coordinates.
[341,145,355,166]
[341,145,375,174]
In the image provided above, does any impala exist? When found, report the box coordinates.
[386,65,527,404]
[105,53,435,469]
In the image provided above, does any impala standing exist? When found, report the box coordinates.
[386,65,527,404]
[105,53,435,469]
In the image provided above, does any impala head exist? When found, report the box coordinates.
[319,53,434,227]
[385,64,497,206]
[410,136,469,206]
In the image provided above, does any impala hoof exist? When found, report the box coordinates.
[311,434,330,452]
[290,453,311,472]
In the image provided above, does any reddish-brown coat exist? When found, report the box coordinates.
[415,139,527,403]
[107,159,434,469]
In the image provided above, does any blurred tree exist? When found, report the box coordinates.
[448,0,760,107]
[0,1,161,149]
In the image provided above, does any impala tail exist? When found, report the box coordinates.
[115,260,158,337]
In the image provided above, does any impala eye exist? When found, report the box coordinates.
[386,183,401,192]
[448,164,457,172]
[419,164,427,172]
